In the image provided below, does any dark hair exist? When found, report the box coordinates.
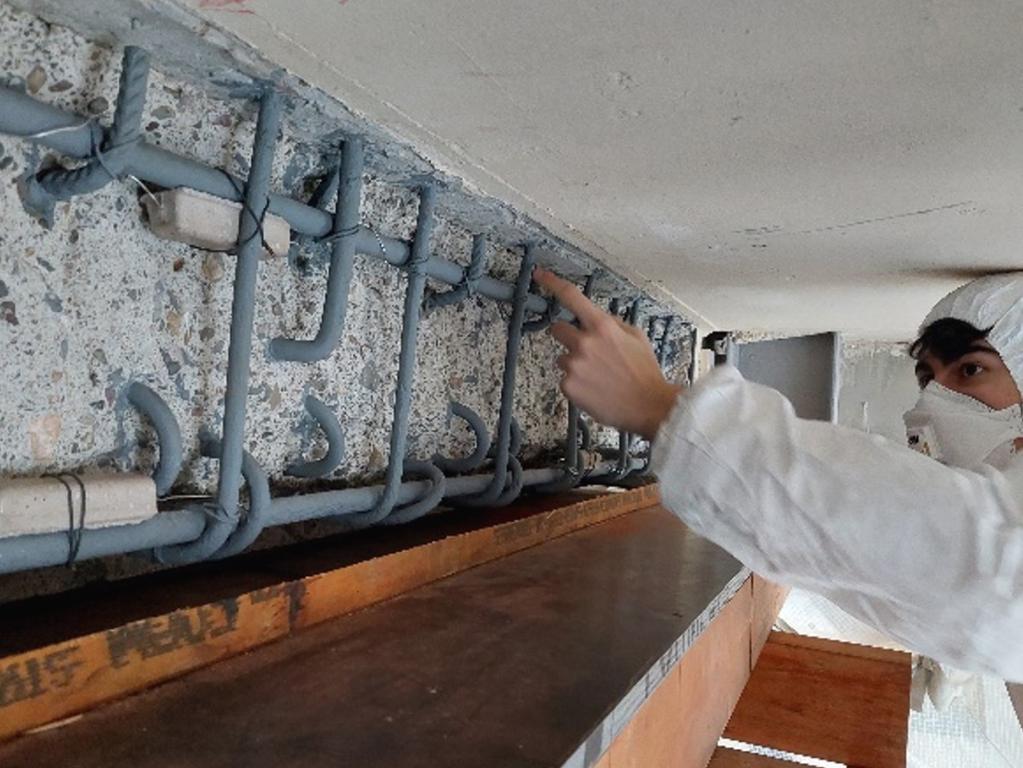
[909,318,992,364]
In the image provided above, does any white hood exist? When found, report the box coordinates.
[921,272,1023,392]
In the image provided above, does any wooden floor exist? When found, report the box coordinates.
[722,632,911,768]
[709,750,793,768]
[0,505,746,768]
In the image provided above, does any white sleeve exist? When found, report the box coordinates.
[651,364,1023,681]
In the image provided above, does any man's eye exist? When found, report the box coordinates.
[961,363,984,378]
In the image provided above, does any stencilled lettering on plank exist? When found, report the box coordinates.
[105,599,240,668]
[0,645,84,707]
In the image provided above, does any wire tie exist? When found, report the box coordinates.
[44,473,88,567]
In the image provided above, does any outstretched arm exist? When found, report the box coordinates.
[535,266,1023,682]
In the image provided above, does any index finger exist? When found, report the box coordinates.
[533,267,606,328]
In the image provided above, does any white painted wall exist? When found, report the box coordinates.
[838,341,919,443]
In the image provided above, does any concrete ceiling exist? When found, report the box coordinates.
[184,0,1023,338]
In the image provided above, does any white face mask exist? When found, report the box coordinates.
[903,382,1023,470]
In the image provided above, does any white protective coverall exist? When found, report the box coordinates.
[651,273,1023,682]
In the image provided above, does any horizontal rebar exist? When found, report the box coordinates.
[0,508,206,576]
[0,460,629,574]
[0,85,570,320]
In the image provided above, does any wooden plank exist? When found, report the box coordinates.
[750,574,789,665]
[708,747,797,767]
[0,485,658,742]
[595,561,793,766]
[764,630,911,665]
[674,578,754,768]
[607,578,752,768]
[724,631,911,768]
[606,636,686,768]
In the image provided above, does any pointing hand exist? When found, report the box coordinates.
[533,267,683,441]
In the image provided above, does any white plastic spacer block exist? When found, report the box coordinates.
[0,473,159,539]
[144,187,291,257]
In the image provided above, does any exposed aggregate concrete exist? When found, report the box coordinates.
[0,2,692,600]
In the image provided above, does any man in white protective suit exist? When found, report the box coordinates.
[534,267,1023,693]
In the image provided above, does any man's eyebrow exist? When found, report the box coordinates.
[963,343,999,356]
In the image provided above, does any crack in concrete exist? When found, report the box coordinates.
[735,201,976,239]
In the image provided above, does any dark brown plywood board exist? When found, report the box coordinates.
[0,506,744,768]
